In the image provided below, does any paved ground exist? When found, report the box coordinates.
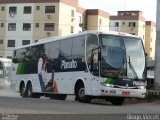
[0,78,160,120]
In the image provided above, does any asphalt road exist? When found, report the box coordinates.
[0,78,160,120]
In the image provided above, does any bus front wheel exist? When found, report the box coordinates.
[75,83,92,103]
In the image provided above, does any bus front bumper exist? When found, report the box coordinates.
[101,86,146,98]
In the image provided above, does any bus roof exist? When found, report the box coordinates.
[14,30,141,50]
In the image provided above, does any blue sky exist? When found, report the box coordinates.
[79,0,157,22]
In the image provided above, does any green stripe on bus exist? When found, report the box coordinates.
[16,64,21,75]
[104,78,116,84]
[20,63,25,74]
[16,63,25,75]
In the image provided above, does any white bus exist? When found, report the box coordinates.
[0,58,12,79]
[10,31,147,105]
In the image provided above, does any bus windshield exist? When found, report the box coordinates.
[100,35,126,78]
[99,34,146,80]
[124,37,146,79]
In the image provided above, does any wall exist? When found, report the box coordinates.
[58,3,76,36]
[33,2,60,41]
[5,3,34,57]
[0,4,6,57]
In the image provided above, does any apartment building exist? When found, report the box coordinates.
[86,9,109,31]
[145,21,156,60]
[0,4,6,57]
[0,0,110,58]
[0,0,79,58]
[76,8,110,32]
[76,7,86,32]
[110,11,146,45]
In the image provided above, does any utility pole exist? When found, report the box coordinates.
[155,0,160,90]
[123,0,126,11]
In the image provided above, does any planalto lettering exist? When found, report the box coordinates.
[61,59,77,69]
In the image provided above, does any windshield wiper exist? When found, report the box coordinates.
[128,56,138,80]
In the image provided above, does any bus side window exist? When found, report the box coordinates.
[60,39,72,58]
[72,36,86,71]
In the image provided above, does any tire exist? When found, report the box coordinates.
[50,94,67,100]
[110,97,125,106]
[26,83,40,98]
[75,83,92,103]
[20,83,27,97]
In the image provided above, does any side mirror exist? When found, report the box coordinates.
[12,58,18,63]
[98,48,101,61]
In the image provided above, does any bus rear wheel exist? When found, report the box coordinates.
[109,97,125,106]
[75,83,92,103]
[26,83,40,98]
[20,83,26,97]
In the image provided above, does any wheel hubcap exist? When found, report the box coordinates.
[79,88,85,98]
[28,88,31,97]
[22,87,25,94]
[21,86,25,95]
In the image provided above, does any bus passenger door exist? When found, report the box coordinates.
[90,48,101,95]
[86,34,99,95]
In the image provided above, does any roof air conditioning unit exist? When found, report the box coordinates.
[9,12,16,17]
[71,18,75,22]
[130,27,134,31]
[47,15,52,19]
[79,23,83,27]
[47,32,51,36]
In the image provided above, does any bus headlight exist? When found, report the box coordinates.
[138,86,145,89]
[105,84,114,88]
[100,82,114,88]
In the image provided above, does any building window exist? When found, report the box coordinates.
[7,56,12,59]
[71,10,74,17]
[129,22,136,27]
[71,26,74,33]
[35,23,39,28]
[22,40,30,45]
[115,22,119,27]
[44,23,54,31]
[8,23,16,31]
[79,16,82,23]
[99,19,102,25]
[35,40,38,43]
[23,23,31,31]
[1,7,4,11]
[1,23,4,27]
[36,6,40,10]
[8,40,15,47]
[9,7,17,14]
[24,6,32,14]
[0,39,3,44]
[129,33,135,35]
[45,6,55,13]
